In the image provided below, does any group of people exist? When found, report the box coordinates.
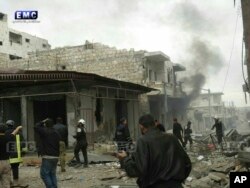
[34,117,88,188]
[0,117,88,188]
[0,114,225,188]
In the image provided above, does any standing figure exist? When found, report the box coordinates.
[114,117,132,151]
[116,114,192,188]
[34,118,60,188]
[173,118,185,147]
[53,117,68,172]
[155,120,166,132]
[211,116,224,149]
[5,120,28,188]
[73,119,88,168]
[114,117,132,168]
[184,121,193,148]
[0,124,23,188]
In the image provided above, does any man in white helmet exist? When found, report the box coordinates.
[73,119,88,167]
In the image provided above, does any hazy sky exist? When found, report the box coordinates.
[1,0,249,107]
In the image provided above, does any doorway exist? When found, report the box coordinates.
[33,96,67,125]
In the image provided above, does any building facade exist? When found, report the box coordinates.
[0,12,51,59]
[0,41,187,130]
[187,92,237,133]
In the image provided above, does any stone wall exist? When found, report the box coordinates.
[1,43,147,85]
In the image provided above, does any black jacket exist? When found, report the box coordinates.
[123,128,191,188]
[34,122,60,157]
[73,127,87,145]
[114,124,131,142]
[173,122,183,137]
[0,126,13,160]
[212,121,224,136]
[54,123,68,144]
[5,128,25,160]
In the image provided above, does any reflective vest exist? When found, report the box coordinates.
[9,134,23,164]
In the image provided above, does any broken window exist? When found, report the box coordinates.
[42,44,47,48]
[25,38,30,43]
[9,54,22,60]
[0,41,2,46]
[9,32,22,44]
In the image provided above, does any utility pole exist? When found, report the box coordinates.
[208,89,212,125]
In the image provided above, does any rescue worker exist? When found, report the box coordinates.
[155,119,165,132]
[211,116,224,149]
[34,118,60,188]
[173,118,185,147]
[116,114,192,188]
[0,124,23,188]
[53,117,68,172]
[5,120,28,188]
[184,121,193,149]
[73,119,88,168]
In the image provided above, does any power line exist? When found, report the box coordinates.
[222,12,239,93]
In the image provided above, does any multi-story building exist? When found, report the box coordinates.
[0,41,186,130]
[187,92,238,133]
[0,12,50,59]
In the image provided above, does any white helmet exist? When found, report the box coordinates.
[78,119,85,124]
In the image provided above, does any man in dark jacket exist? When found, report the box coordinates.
[155,120,165,132]
[34,118,60,188]
[53,117,68,172]
[0,124,23,188]
[173,118,185,147]
[114,117,132,151]
[211,116,224,148]
[184,121,193,149]
[73,119,88,167]
[117,114,192,188]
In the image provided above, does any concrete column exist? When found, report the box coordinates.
[21,96,28,140]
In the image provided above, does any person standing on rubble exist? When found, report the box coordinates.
[34,118,60,188]
[5,120,28,188]
[73,119,88,168]
[0,124,24,188]
[53,117,68,172]
[173,118,185,147]
[114,117,132,168]
[184,121,193,149]
[116,114,192,188]
[211,116,224,149]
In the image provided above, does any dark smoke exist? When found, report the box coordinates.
[166,1,225,104]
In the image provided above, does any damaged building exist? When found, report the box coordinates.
[0,41,187,130]
[188,92,238,133]
[0,70,154,146]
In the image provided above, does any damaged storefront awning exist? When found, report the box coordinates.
[0,69,155,99]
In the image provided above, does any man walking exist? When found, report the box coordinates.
[53,117,68,172]
[184,121,193,149]
[211,116,224,149]
[73,119,88,168]
[34,118,60,188]
[173,118,185,147]
[155,119,165,132]
[116,114,191,188]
